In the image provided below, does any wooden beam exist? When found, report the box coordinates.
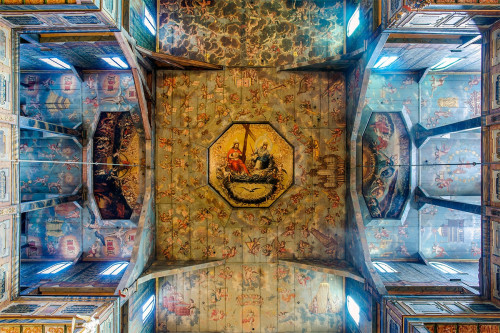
[277,48,364,71]
[414,186,481,214]
[278,259,365,283]
[20,33,40,45]
[114,32,151,140]
[366,32,390,68]
[413,117,481,147]
[19,116,82,139]
[39,287,116,295]
[135,49,154,72]
[387,33,481,45]
[40,32,115,38]
[137,47,184,69]
[418,67,431,83]
[39,35,117,43]
[457,34,482,49]
[70,65,84,83]
[20,193,82,213]
[137,260,226,284]
[136,45,223,70]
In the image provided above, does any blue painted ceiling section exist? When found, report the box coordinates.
[20,41,126,71]
[362,72,482,260]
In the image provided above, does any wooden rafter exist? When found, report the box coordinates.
[136,45,223,70]
[114,32,152,140]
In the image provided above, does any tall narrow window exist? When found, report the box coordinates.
[373,262,397,273]
[38,262,71,274]
[347,296,360,325]
[142,295,155,322]
[347,6,360,37]
[144,7,156,36]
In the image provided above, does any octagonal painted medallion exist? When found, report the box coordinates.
[208,123,294,208]
[362,112,411,219]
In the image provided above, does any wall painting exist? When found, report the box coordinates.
[491,126,500,162]
[93,112,142,220]
[492,28,500,67]
[492,169,500,206]
[362,112,411,219]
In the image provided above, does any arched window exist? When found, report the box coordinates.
[429,262,462,274]
[373,262,397,273]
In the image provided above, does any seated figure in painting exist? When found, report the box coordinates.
[227,141,250,175]
[214,128,291,206]
[251,141,271,170]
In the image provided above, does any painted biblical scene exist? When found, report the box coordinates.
[362,112,411,219]
[157,263,344,332]
[93,111,143,220]
[209,123,293,208]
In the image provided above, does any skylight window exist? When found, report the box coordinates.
[102,57,129,69]
[347,6,360,37]
[38,262,71,274]
[373,262,397,273]
[40,58,71,69]
[142,295,155,322]
[373,56,398,69]
[144,7,156,36]
[347,296,360,325]
[431,57,462,70]
[430,262,462,274]
[101,262,129,276]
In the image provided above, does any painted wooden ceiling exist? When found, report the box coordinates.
[376,42,481,72]
[20,41,126,71]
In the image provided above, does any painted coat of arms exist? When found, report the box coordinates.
[209,123,293,207]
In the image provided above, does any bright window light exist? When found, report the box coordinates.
[431,57,462,70]
[373,262,397,273]
[347,6,360,37]
[102,57,128,69]
[101,262,129,276]
[144,7,156,36]
[347,296,360,325]
[38,262,71,274]
[373,56,398,69]
[430,262,462,274]
[142,295,155,322]
[40,58,71,69]
[112,57,128,69]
